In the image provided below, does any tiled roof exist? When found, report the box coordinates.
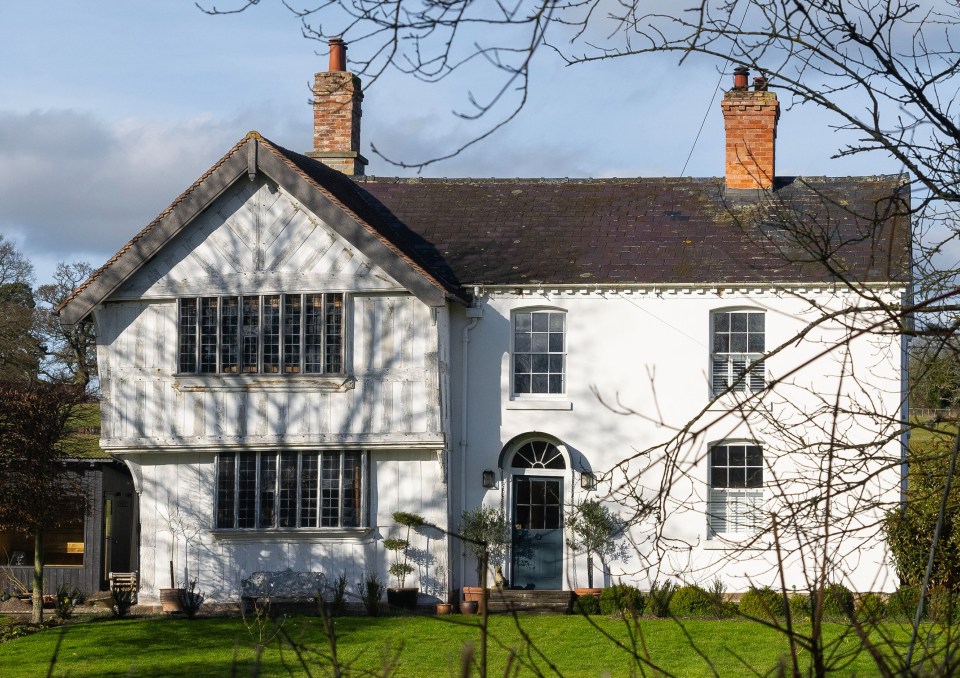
[273,144,909,288]
[352,176,909,287]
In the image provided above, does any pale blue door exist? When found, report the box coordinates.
[511,476,563,589]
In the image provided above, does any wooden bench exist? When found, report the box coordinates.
[108,571,138,604]
[240,569,323,613]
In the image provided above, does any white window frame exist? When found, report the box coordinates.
[178,293,346,376]
[511,308,566,397]
[710,308,765,396]
[214,450,366,530]
[707,442,764,538]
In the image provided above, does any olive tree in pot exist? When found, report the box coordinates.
[384,511,424,610]
[459,506,510,608]
[568,499,629,593]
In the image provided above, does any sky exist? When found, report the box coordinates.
[0,1,906,285]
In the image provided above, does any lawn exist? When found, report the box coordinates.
[0,614,935,677]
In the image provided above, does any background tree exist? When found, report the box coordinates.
[0,235,41,383]
[35,261,97,389]
[0,381,88,623]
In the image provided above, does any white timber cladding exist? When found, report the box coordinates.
[96,177,442,449]
[450,285,906,593]
[97,173,450,603]
[134,450,448,601]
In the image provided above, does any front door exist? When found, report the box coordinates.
[511,475,563,589]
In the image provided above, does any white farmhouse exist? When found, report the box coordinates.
[60,44,910,605]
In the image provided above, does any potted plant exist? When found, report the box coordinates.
[568,498,630,595]
[459,506,510,608]
[384,511,424,610]
[159,560,184,613]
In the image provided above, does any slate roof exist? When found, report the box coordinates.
[275,143,910,289]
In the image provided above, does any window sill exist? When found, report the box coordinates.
[703,537,769,551]
[173,375,356,393]
[506,399,573,411]
[211,528,374,542]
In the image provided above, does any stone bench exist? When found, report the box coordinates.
[239,569,324,613]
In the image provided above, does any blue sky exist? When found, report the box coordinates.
[1,1,904,284]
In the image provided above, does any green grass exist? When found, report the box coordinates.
[0,614,939,677]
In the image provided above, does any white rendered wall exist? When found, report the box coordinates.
[449,286,905,594]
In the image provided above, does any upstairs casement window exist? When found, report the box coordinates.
[215,450,365,530]
[711,310,765,395]
[708,443,764,536]
[178,293,344,375]
[513,310,565,395]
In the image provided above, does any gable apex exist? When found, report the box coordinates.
[59,135,463,326]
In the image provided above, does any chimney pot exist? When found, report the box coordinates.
[753,76,768,91]
[733,66,749,90]
[329,38,347,72]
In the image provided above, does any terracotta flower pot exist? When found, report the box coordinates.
[460,600,479,615]
[435,603,453,615]
[160,588,185,613]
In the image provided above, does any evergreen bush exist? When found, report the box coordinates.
[856,592,887,622]
[669,585,713,617]
[572,593,601,615]
[739,586,785,619]
[821,583,855,619]
[598,584,645,617]
[646,580,675,618]
[788,593,811,620]
[886,585,922,620]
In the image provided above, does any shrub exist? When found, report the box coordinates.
[599,584,645,617]
[739,586,785,619]
[181,580,204,619]
[856,592,887,623]
[646,580,675,618]
[110,585,133,618]
[669,585,713,617]
[885,437,960,589]
[54,583,82,620]
[927,587,960,625]
[706,578,735,619]
[821,583,855,619]
[328,572,348,617]
[355,573,384,617]
[789,593,811,620]
[887,585,922,620]
[572,593,601,615]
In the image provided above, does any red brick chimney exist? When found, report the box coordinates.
[307,38,367,176]
[720,67,779,191]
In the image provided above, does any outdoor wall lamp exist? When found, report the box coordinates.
[482,469,496,489]
[580,471,596,491]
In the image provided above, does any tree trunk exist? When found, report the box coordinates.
[32,529,43,624]
[586,553,594,588]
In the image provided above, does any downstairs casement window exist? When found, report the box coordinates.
[178,293,344,375]
[707,443,764,537]
[215,451,365,529]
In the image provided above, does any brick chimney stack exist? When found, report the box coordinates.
[721,66,779,191]
[307,38,367,176]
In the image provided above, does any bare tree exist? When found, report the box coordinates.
[197,1,960,674]
[36,261,96,389]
